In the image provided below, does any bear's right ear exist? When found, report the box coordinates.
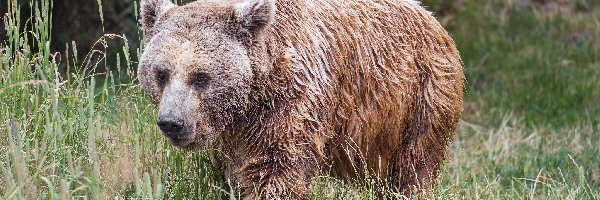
[140,0,176,32]
[234,0,276,36]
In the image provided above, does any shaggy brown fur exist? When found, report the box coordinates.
[138,0,464,199]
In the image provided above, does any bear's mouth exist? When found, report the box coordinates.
[167,135,192,147]
[161,128,195,147]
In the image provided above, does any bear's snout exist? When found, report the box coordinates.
[157,114,185,138]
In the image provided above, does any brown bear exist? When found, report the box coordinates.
[137,0,464,199]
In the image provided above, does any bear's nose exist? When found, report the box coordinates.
[157,115,184,134]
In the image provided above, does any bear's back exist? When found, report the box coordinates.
[263,0,464,179]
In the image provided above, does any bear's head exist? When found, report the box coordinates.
[137,0,275,149]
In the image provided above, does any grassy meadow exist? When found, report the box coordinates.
[0,0,598,199]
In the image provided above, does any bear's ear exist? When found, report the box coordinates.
[234,0,276,35]
[140,0,176,32]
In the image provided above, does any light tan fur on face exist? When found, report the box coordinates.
[138,3,254,148]
[138,0,465,199]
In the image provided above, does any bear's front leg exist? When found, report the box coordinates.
[238,142,317,200]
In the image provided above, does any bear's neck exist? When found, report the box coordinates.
[246,54,300,118]
[243,35,302,117]
[229,46,302,131]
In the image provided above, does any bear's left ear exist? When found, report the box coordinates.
[140,0,176,32]
[234,0,276,35]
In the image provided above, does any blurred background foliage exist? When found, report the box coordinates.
[0,0,196,55]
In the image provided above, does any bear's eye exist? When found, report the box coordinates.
[191,72,210,90]
[156,70,170,88]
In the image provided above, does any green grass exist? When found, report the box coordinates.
[445,0,600,126]
[0,0,598,199]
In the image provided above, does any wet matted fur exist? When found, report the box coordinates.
[138,0,464,199]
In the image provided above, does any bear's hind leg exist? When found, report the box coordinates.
[390,134,446,197]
